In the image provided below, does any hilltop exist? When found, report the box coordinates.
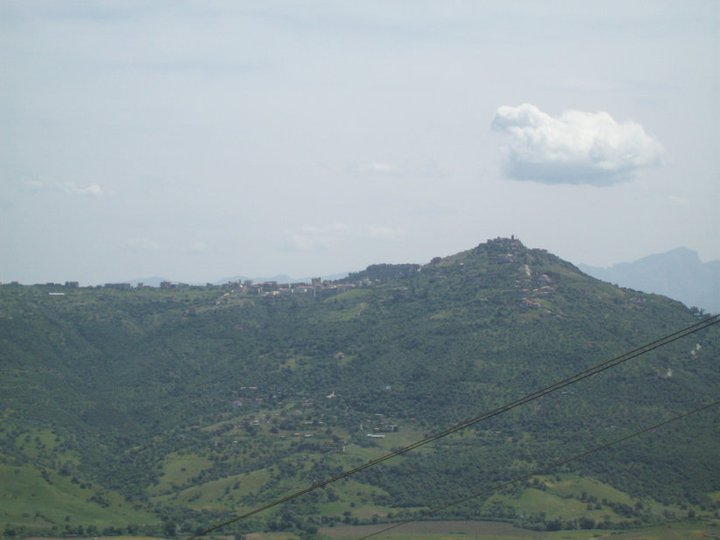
[1,238,718,537]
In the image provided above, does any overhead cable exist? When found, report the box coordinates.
[187,314,719,539]
[354,398,720,540]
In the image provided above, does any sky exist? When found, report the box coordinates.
[2,0,719,285]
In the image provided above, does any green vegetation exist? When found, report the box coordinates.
[318,519,720,540]
[0,463,156,533]
[1,238,719,538]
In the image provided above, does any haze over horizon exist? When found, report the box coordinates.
[2,1,719,285]
[10,241,720,290]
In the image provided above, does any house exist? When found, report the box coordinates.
[104,282,132,290]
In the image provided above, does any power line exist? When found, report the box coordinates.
[353,398,720,540]
[186,314,719,539]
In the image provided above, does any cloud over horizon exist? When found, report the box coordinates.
[23,178,104,198]
[348,160,446,179]
[126,237,163,251]
[286,223,405,251]
[492,104,664,185]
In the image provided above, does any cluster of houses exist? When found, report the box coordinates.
[25,276,371,300]
[228,386,401,444]
[214,278,359,299]
[363,413,399,439]
[37,276,367,296]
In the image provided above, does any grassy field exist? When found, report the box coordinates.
[541,475,634,505]
[513,488,591,518]
[18,521,720,540]
[150,453,214,494]
[153,468,272,512]
[320,521,535,539]
[0,463,157,531]
[318,520,720,540]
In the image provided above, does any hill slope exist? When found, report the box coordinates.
[1,238,718,536]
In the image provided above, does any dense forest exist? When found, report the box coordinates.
[1,238,718,538]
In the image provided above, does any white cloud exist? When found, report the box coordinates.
[286,223,349,250]
[361,225,405,240]
[23,178,104,197]
[187,241,210,253]
[667,195,689,206]
[286,223,405,251]
[71,183,103,197]
[491,104,664,185]
[126,237,162,251]
[349,160,446,178]
[364,162,401,174]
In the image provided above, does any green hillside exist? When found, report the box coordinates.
[1,238,718,537]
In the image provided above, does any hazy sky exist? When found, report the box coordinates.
[2,1,718,284]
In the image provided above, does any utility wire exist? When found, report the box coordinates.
[354,397,720,540]
[187,314,720,539]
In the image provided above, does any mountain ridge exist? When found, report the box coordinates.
[1,237,718,537]
[579,247,720,313]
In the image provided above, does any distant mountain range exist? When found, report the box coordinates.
[579,247,720,314]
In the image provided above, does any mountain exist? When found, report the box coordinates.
[579,247,720,314]
[1,238,718,538]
